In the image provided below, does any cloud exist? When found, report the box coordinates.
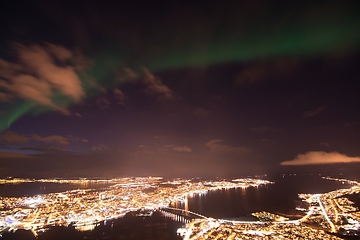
[113,88,127,105]
[235,58,299,86]
[0,92,14,102]
[161,145,192,152]
[88,79,106,93]
[206,139,252,155]
[95,96,111,109]
[0,131,84,145]
[32,134,70,145]
[123,68,139,79]
[91,144,108,152]
[142,68,174,99]
[0,131,30,143]
[173,146,192,152]
[20,145,67,153]
[0,43,85,114]
[251,126,285,133]
[0,151,34,158]
[280,151,360,165]
[114,68,140,82]
[319,142,330,148]
[303,106,326,118]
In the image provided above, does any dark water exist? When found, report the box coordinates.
[183,175,352,219]
[1,175,355,240]
[90,211,183,240]
[0,182,112,197]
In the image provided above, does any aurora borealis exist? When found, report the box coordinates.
[0,0,360,178]
[1,0,360,130]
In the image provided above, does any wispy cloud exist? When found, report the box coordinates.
[303,106,326,118]
[20,145,67,153]
[32,134,70,145]
[173,146,192,152]
[0,131,85,145]
[319,142,330,148]
[113,88,127,105]
[95,96,111,110]
[280,151,360,165]
[0,131,30,143]
[206,139,251,155]
[161,145,192,152]
[142,68,174,100]
[0,151,34,159]
[91,144,108,152]
[0,43,86,114]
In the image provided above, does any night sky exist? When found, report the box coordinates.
[0,0,360,178]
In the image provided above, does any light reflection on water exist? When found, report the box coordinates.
[174,175,353,220]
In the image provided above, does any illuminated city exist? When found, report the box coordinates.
[1,0,360,239]
[0,177,271,236]
[1,176,360,239]
[177,177,360,239]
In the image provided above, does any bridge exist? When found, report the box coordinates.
[159,207,208,224]
[160,207,304,225]
[162,207,208,219]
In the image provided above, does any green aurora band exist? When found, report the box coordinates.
[1,3,360,131]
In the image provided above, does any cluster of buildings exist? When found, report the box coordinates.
[178,218,343,239]
[2,175,359,239]
[177,177,360,240]
[0,177,271,235]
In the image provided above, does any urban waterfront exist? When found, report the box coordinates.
[0,174,359,239]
